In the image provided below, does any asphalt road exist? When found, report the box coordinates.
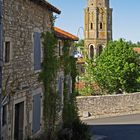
[83,114,140,140]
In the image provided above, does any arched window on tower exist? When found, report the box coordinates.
[100,22,103,29]
[91,23,93,30]
[89,45,94,58]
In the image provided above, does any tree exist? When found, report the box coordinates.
[93,39,140,94]
[75,39,84,48]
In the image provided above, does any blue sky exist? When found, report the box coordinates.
[49,0,140,43]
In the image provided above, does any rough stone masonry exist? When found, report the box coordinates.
[76,93,140,119]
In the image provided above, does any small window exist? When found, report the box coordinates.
[5,41,10,63]
[2,105,7,126]
[100,22,103,29]
[58,41,61,56]
[58,77,63,96]
[57,76,63,103]
[89,45,94,58]
[91,23,93,30]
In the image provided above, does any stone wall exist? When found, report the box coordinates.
[76,93,140,119]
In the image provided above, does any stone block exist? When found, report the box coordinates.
[83,111,91,118]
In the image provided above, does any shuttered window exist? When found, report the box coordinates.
[58,40,62,56]
[32,94,41,134]
[34,32,41,71]
[0,1,3,67]
[58,77,63,104]
[58,77,63,96]
[68,76,72,94]
[0,1,2,17]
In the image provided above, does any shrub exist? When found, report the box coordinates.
[57,119,91,140]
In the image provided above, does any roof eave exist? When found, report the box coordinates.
[54,27,79,41]
[31,0,61,14]
[55,33,79,41]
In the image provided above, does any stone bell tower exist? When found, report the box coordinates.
[84,0,112,58]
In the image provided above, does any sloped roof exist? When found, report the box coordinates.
[133,47,140,54]
[31,0,61,14]
[54,27,79,41]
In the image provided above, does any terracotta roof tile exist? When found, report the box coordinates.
[54,27,79,41]
[133,47,140,54]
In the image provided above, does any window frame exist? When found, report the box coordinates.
[4,38,12,64]
[58,40,63,57]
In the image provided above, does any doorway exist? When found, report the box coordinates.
[14,102,24,140]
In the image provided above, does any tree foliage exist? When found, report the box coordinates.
[75,39,84,53]
[78,58,95,96]
[93,39,140,94]
[75,39,84,48]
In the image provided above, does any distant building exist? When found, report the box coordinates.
[54,27,79,103]
[133,47,140,54]
[84,0,113,58]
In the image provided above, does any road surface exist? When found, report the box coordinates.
[83,114,140,140]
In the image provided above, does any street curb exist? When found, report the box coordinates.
[91,135,107,140]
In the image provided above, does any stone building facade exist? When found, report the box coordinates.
[1,0,60,140]
[54,27,79,105]
[84,0,113,58]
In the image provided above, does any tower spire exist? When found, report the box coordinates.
[84,0,112,58]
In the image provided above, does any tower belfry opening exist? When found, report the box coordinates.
[84,0,113,57]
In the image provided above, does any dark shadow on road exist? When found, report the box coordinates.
[89,124,140,140]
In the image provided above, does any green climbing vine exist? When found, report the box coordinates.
[61,40,78,123]
[40,34,91,140]
[39,31,61,139]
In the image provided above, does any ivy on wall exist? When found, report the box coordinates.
[61,40,78,123]
[39,31,61,139]
[40,25,90,140]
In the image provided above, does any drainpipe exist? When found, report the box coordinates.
[0,0,3,139]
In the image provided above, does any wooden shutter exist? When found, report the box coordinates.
[0,0,3,67]
[58,77,63,96]
[68,76,72,94]
[34,32,41,71]
[0,1,2,17]
[32,94,41,134]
